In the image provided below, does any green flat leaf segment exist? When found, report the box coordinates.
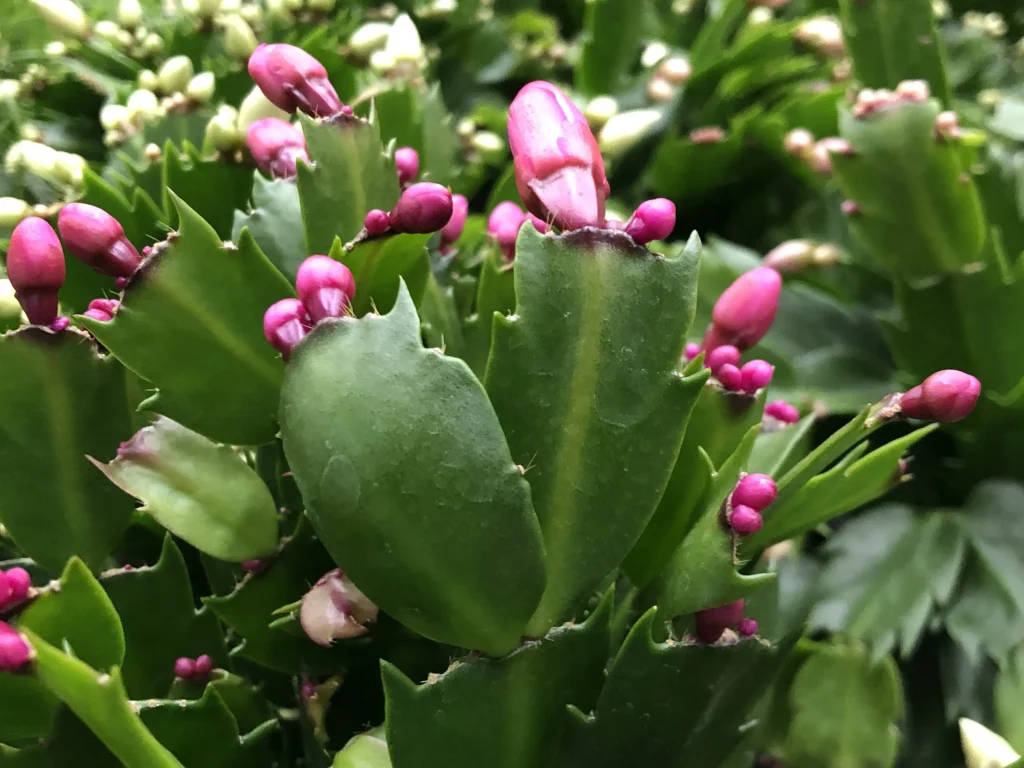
[485,227,705,635]
[330,232,431,317]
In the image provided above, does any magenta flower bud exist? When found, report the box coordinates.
[364,209,390,236]
[841,200,860,216]
[0,623,32,671]
[4,568,31,605]
[264,298,311,360]
[193,654,213,677]
[717,363,742,391]
[57,203,141,278]
[487,201,526,235]
[732,473,778,511]
[507,81,610,231]
[729,504,763,536]
[440,194,469,249]
[174,657,195,679]
[765,399,800,423]
[684,342,701,361]
[703,266,782,351]
[706,344,741,375]
[388,182,453,234]
[394,146,420,186]
[738,618,758,637]
[740,360,774,395]
[241,559,264,573]
[296,255,356,323]
[624,198,675,245]
[0,572,10,607]
[247,44,343,118]
[246,118,308,179]
[301,680,317,700]
[6,217,66,326]
[82,297,119,323]
[900,370,982,423]
[694,600,744,644]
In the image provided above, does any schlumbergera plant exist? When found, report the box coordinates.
[0,10,993,760]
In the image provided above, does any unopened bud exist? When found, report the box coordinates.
[246,117,307,178]
[186,72,216,103]
[369,49,396,74]
[896,79,931,103]
[384,14,424,67]
[738,618,758,636]
[248,44,343,118]
[584,96,618,129]
[640,41,668,68]
[704,266,782,351]
[471,131,506,161]
[141,32,163,55]
[960,719,1020,768]
[747,7,773,24]
[300,569,379,646]
[440,194,468,249]
[100,104,129,131]
[222,15,258,59]
[296,255,356,322]
[706,344,741,376]
[158,56,194,94]
[624,198,675,245]
[811,243,840,266]
[729,504,763,535]
[3,568,31,605]
[598,108,661,157]
[394,146,419,186]
[694,600,744,643]
[82,297,120,322]
[765,399,800,423]
[348,22,391,57]
[0,80,21,102]
[740,359,774,394]
[732,472,777,510]
[808,137,851,175]
[174,657,195,679]
[794,16,845,57]
[364,209,390,236]
[689,126,726,144]
[684,342,701,361]
[647,77,675,103]
[205,106,242,152]
[117,0,142,27]
[763,239,814,272]
[31,0,89,38]
[488,201,526,260]
[0,197,31,227]
[264,298,311,360]
[388,182,453,234]
[717,363,742,391]
[58,203,142,278]
[236,85,289,134]
[784,127,815,156]
[181,0,221,19]
[935,110,960,140]
[53,151,86,186]
[126,89,159,123]
[658,56,691,85]
[6,217,66,325]
[0,623,33,671]
[900,369,981,423]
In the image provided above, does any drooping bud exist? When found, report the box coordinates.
[300,569,379,646]
[783,128,815,157]
[30,0,90,39]
[246,118,308,179]
[899,370,981,423]
[6,217,66,326]
[703,266,782,351]
[222,15,258,60]
[507,81,609,231]
[157,56,194,95]
[705,344,741,376]
[174,657,195,679]
[237,85,290,133]
[394,146,419,186]
[763,239,814,273]
[440,194,468,249]
[624,198,675,245]
[263,298,311,360]
[57,203,141,278]
[740,360,774,394]
[364,209,390,236]
[296,255,356,323]
[247,44,343,118]
[388,182,453,234]
[81,297,119,322]
[732,473,778,511]
[737,618,758,637]
[3,568,31,605]
[765,399,800,423]
[729,504,763,535]
[694,600,744,644]
[684,342,701,361]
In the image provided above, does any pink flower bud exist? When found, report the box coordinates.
[706,344,741,375]
[247,44,343,118]
[193,654,213,677]
[264,298,311,360]
[440,194,469,249]
[364,209,390,236]
[732,473,777,511]
[241,559,265,573]
[527,213,550,234]
[301,680,317,700]
[296,255,356,323]
[729,504,763,536]
[0,572,9,607]
[900,370,981,423]
[684,342,701,361]
[300,569,379,646]
[740,360,774,395]
[694,600,744,644]
[246,118,308,179]
[6,217,66,326]
[765,399,800,423]
[507,81,610,231]
[4,568,31,605]
[174,657,195,679]
[50,317,69,332]
[717,363,742,391]
[704,266,782,351]
[82,298,119,323]
[388,182,453,234]
[394,146,419,186]
[57,203,141,278]
[624,198,675,244]
[737,618,758,637]
[0,623,32,671]
[487,201,526,235]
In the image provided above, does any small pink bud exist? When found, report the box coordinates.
[706,344,741,375]
[740,360,774,395]
[296,255,356,323]
[684,342,701,361]
[440,194,469,249]
[82,298,119,323]
[0,623,32,671]
[487,201,526,235]
[0,572,10,607]
[246,118,308,179]
[364,209,390,236]
[57,203,141,278]
[247,43,343,117]
[193,654,213,677]
[6,217,66,326]
[264,298,311,360]
[115,276,128,290]
[841,200,860,216]
[900,370,981,422]
[50,317,70,332]
[694,600,744,644]
[738,618,758,637]
[507,81,610,231]
[394,147,420,186]
[717,363,742,391]
[729,504,763,536]
[241,559,264,573]
[388,182,453,234]
[301,681,317,700]
[174,657,195,679]
[732,473,778,511]
[704,267,782,351]
[6,567,34,603]
[624,198,675,245]
[765,399,800,423]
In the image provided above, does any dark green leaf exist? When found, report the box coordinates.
[575,0,643,95]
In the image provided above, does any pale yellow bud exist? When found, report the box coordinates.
[30,0,89,39]
[0,198,31,228]
[236,85,289,133]
[157,56,194,94]
[598,109,662,157]
[186,72,216,103]
[222,15,258,59]
[348,22,391,57]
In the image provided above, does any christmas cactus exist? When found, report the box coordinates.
[0,0,1022,765]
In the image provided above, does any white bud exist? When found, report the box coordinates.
[647,77,675,103]
[30,0,89,39]
[144,143,162,160]
[222,15,258,59]
[100,103,130,130]
[236,85,289,133]
[157,56,194,94]
[658,56,691,86]
[137,69,158,91]
[117,0,142,27]
[141,32,164,55]
[471,131,505,160]
[795,16,845,58]
[960,719,1019,768]
[43,41,67,57]
[598,109,662,157]
[748,7,773,24]
[784,127,815,155]
[126,88,160,122]
[53,151,86,186]
[94,20,124,44]
[0,198,31,228]
[584,96,618,129]
[186,72,216,103]
[0,80,20,102]
[640,41,668,69]
[20,125,43,143]
[385,14,424,66]
[348,21,391,56]
[369,49,396,73]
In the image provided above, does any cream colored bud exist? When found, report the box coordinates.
[43,41,67,57]
[584,96,618,129]
[239,4,261,23]
[9,141,58,179]
[0,279,24,325]
[141,32,164,55]
[764,240,815,272]
[30,0,89,39]
[959,719,1020,768]
[0,198,31,228]
[181,0,221,18]
[143,143,161,161]
[0,80,20,102]
[811,243,841,266]
[348,21,391,56]
[186,72,216,103]
[640,41,668,68]
[658,56,691,85]
[471,131,505,160]
[931,0,949,19]
[20,125,43,143]
[385,14,424,66]
[369,49,396,73]
[236,85,289,133]
[784,127,815,156]
[94,20,124,44]
[896,79,931,103]
[222,15,257,59]
[117,0,142,27]
[157,56,194,94]
[137,69,159,91]
[265,0,292,21]
[205,106,242,151]
[126,88,160,122]
[647,77,675,103]
[598,109,662,157]
[795,16,845,58]
[53,151,86,185]
[100,103,129,130]
[747,7,773,25]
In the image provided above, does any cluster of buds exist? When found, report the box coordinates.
[900,370,982,423]
[852,80,931,120]
[694,600,758,644]
[263,256,355,359]
[0,567,32,610]
[358,15,426,79]
[82,298,120,323]
[782,128,851,176]
[764,400,800,424]
[248,44,345,118]
[486,201,549,260]
[246,118,308,178]
[962,11,1007,38]
[174,654,214,681]
[299,569,379,646]
[456,119,507,166]
[264,0,334,27]
[793,16,845,58]
[763,239,841,273]
[685,343,775,396]
[725,472,778,536]
[0,622,33,672]
[647,56,692,104]
[4,140,87,190]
